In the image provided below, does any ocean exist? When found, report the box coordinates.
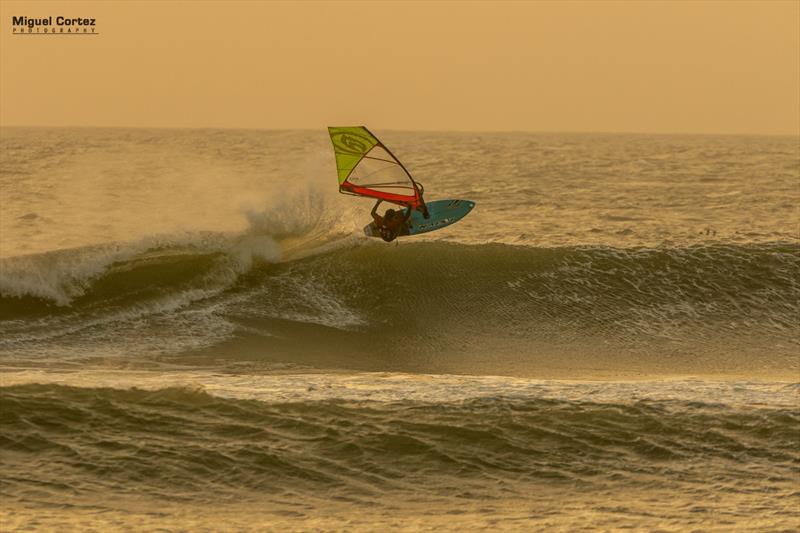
[1,127,798,531]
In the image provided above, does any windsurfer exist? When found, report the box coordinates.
[371,200,413,242]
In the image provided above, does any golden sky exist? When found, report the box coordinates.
[1,0,798,134]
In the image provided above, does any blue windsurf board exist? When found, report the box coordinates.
[364,199,475,238]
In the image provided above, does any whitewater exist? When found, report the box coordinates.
[1,127,798,531]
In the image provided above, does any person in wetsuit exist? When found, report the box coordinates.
[371,199,413,242]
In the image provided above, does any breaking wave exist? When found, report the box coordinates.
[1,236,797,375]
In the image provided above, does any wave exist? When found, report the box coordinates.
[1,239,798,372]
[2,237,797,320]
[1,381,797,507]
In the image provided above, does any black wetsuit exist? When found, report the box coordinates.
[372,201,413,242]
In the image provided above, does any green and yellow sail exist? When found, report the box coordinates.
[327,126,423,207]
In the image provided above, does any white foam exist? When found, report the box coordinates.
[0,172,366,305]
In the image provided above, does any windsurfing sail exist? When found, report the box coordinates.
[328,126,423,208]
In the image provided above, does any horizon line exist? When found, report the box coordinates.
[1,124,798,138]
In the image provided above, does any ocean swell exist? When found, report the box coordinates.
[1,382,797,506]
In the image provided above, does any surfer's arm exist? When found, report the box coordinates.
[402,206,413,222]
[371,200,383,224]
